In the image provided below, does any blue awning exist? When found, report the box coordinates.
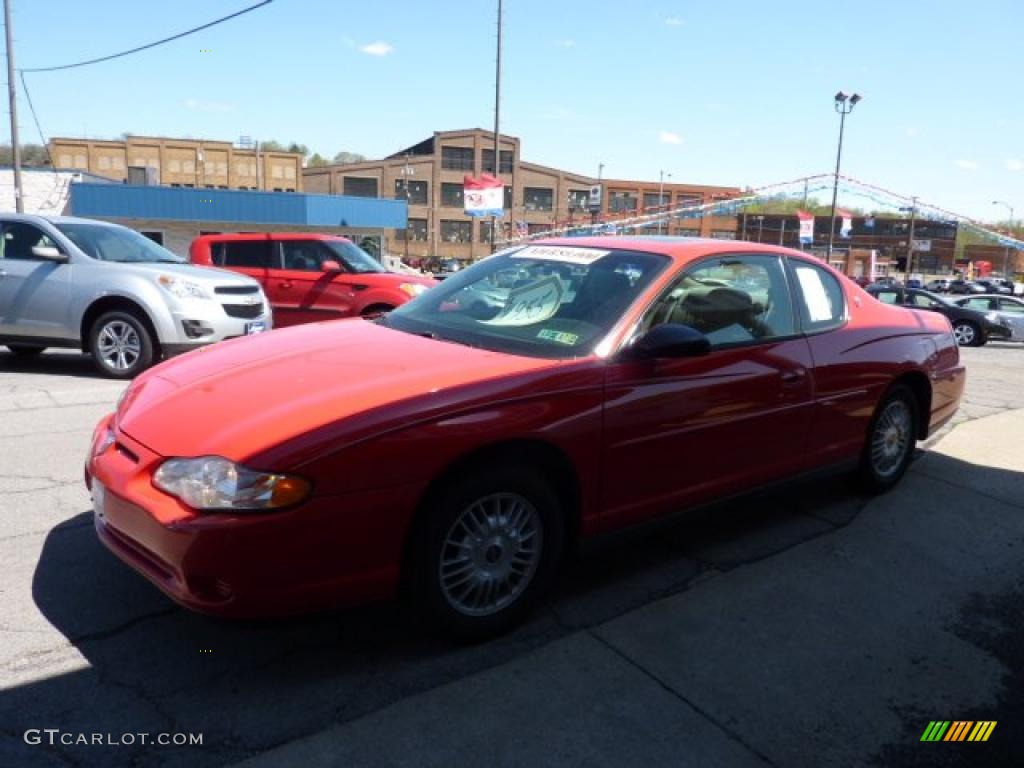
[69,183,407,229]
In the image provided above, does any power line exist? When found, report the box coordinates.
[18,70,54,168]
[20,0,273,73]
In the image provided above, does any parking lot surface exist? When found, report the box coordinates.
[1,345,1022,767]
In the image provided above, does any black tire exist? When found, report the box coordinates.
[407,465,564,642]
[951,320,985,347]
[6,344,46,357]
[88,310,155,379]
[857,383,919,494]
[360,304,395,318]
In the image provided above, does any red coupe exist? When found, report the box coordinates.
[86,238,964,640]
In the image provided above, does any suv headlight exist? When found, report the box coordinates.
[399,282,429,297]
[157,275,211,300]
[153,456,311,511]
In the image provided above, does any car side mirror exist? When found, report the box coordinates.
[321,259,342,272]
[619,323,711,361]
[32,245,67,262]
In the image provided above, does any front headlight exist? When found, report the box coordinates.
[399,282,429,297]
[153,456,311,511]
[157,275,211,300]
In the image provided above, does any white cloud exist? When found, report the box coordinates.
[905,127,920,137]
[665,16,683,26]
[1007,158,1023,171]
[659,130,683,145]
[359,41,393,56]
[560,38,575,48]
[184,98,233,114]
[955,159,978,170]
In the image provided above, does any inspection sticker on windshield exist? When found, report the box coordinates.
[513,246,609,265]
[537,329,579,345]
[481,276,563,326]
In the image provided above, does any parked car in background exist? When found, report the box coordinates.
[866,284,1011,346]
[872,275,903,287]
[189,233,437,327]
[924,278,952,293]
[0,215,271,377]
[972,278,1013,295]
[423,257,465,280]
[953,295,1024,341]
[948,279,987,295]
[88,238,964,640]
[905,278,923,289]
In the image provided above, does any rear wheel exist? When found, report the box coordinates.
[408,465,564,642]
[857,384,918,494]
[951,320,984,347]
[5,344,46,357]
[88,311,155,378]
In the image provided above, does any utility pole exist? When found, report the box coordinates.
[490,0,502,255]
[5,0,23,212]
[902,196,918,283]
[401,153,413,264]
[590,162,603,226]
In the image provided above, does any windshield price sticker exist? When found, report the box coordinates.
[512,246,610,265]
[481,276,563,327]
[537,329,579,345]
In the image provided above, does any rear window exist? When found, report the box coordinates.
[212,240,272,268]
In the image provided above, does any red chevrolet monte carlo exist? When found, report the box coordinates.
[86,238,965,640]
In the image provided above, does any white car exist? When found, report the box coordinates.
[0,214,272,377]
[953,294,1024,341]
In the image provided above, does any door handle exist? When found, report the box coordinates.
[780,368,807,384]
[279,281,293,289]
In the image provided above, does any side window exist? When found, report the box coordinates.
[1,223,58,261]
[874,290,899,305]
[282,241,329,272]
[998,299,1024,314]
[790,260,846,333]
[219,240,270,268]
[963,298,993,311]
[642,254,796,347]
[911,293,937,308]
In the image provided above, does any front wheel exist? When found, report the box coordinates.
[951,320,985,347]
[88,311,156,378]
[857,384,918,494]
[408,465,564,642]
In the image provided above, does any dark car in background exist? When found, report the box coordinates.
[972,278,1013,296]
[948,279,987,295]
[866,285,1011,347]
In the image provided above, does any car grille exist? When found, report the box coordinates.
[214,285,261,295]
[222,303,264,319]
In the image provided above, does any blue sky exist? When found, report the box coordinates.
[9,0,1023,220]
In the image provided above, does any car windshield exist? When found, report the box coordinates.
[383,245,669,359]
[55,222,184,263]
[322,239,385,274]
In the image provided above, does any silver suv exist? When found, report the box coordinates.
[0,215,272,377]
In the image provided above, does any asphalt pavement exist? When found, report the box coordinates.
[0,345,1022,767]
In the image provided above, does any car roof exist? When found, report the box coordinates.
[956,293,1017,299]
[194,232,351,240]
[0,213,123,228]
[528,236,815,265]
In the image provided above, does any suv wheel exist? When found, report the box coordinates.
[88,311,155,378]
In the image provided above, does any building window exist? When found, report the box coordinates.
[140,231,164,245]
[504,186,513,210]
[679,228,700,237]
[479,220,494,243]
[284,166,295,180]
[441,220,473,243]
[441,182,465,208]
[676,193,703,210]
[271,166,284,180]
[343,177,378,197]
[399,218,428,241]
[527,223,550,235]
[441,146,474,171]
[112,157,125,170]
[711,230,736,240]
[168,159,181,173]
[182,160,194,174]
[568,190,589,211]
[643,192,670,212]
[97,156,111,171]
[481,149,514,174]
[74,154,88,169]
[394,179,428,205]
[609,192,637,213]
[524,187,553,212]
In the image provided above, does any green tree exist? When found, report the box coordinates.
[0,143,51,166]
[332,151,366,164]
[306,153,330,167]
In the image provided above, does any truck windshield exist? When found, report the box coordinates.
[55,222,184,263]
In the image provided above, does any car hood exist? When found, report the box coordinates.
[101,261,259,287]
[117,319,559,462]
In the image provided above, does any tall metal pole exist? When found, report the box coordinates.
[827,107,847,258]
[5,0,23,212]
[903,197,918,283]
[657,170,664,235]
[489,0,502,255]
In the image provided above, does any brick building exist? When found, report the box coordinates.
[49,136,304,192]
[303,128,740,261]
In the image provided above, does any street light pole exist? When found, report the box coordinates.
[4,0,23,212]
[902,197,918,283]
[490,0,503,255]
[992,200,1015,277]
[828,91,861,258]
[656,171,671,235]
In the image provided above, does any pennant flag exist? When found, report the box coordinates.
[838,210,853,239]
[797,210,815,244]
[463,174,504,217]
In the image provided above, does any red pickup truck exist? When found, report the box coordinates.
[189,233,436,327]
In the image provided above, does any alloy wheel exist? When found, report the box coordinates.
[97,320,142,372]
[870,399,912,479]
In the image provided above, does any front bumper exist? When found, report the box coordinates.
[158,298,273,355]
[86,415,422,618]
